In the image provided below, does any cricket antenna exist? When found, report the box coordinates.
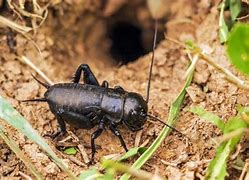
[146,19,158,103]
[147,114,185,137]
[21,98,47,102]
[31,74,50,89]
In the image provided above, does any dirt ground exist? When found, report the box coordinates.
[0,0,249,179]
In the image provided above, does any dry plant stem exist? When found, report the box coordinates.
[0,13,45,56]
[21,56,54,85]
[165,36,249,91]
[106,161,161,180]
[68,131,90,164]
[58,135,72,143]
[18,0,25,9]
[214,128,249,148]
[245,172,249,180]
[22,34,43,57]
[19,171,32,180]
[140,138,150,147]
[135,130,143,147]
[12,3,43,19]
[67,156,87,167]
[236,14,249,20]
[230,144,242,160]
[198,51,249,91]
[185,53,199,79]
[161,159,177,167]
[239,159,249,180]
[166,18,197,26]
[7,0,23,19]
[0,15,32,33]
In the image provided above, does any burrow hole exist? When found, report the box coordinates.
[106,6,165,65]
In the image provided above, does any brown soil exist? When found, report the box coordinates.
[0,0,248,179]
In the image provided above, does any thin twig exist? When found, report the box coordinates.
[67,156,87,167]
[164,35,186,48]
[166,18,197,26]
[18,0,25,9]
[214,128,249,148]
[165,36,249,91]
[199,51,249,90]
[7,0,23,19]
[161,159,177,167]
[12,3,44,19]
[230,144,242,160]
[0,17,44,58]
[20,56,54,85]
[68,131,90,164]
[185,53,199,79]
[19,171,33,180]
[239,159,249,180]
[135,130,143,147]
[236,14,249,20]
[0,15,32,33]
[140,138,150,147]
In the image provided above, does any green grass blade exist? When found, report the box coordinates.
[229,0,241,21]
[78,168,103,180]
[120,63,194,180]
[102,159,159,180]
[189,106,225,131]
[118,147,147,161]
[0,96,76,179]
[219,0,229,43]
[0,126,42,179]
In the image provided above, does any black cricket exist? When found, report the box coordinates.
[23,20,181,162]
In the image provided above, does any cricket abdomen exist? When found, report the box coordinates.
[45,83,104,114]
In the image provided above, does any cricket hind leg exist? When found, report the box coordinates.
[72,64,99,86]
[45,111,66,139]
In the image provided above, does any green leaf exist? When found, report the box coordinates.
[227,23,249,75]
[120,58,194,180]
[223,117,247,147]
[223,117,247,134]
[205,117,247,180]
[205,141,230,180]
[189,106,225,131]
[118,147,147,161]
[229,0,241,21]
[219,1,229,43]
[97,169,114,180]
[236,105,249,114]
[185,40,196,50]
[0,96,76,179]
[64,147,77,155]
[78,168,103,180]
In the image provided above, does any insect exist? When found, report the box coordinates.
[23,20,182,162]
